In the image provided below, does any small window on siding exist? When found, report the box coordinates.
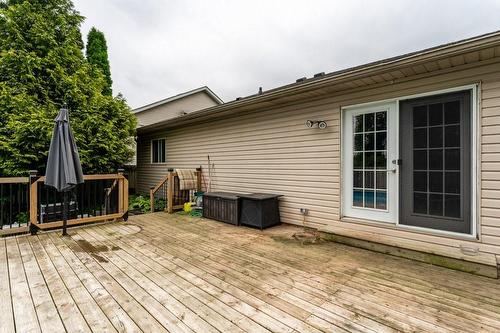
[151,138,166,164]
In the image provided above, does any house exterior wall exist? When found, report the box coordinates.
[136,60,500,267]
[135,91,219,127]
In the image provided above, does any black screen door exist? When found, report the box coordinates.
[399,90,471,234]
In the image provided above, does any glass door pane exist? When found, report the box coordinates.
[352,112,387,210]
[399,91,471,234]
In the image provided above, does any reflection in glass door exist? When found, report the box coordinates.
[352,111,388,210]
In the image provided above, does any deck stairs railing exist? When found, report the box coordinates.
[150,168,201,213]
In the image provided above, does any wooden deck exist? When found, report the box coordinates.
[2,213,500,333]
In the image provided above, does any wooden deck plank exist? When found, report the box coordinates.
[155,214,500,318]
[94,226,308,332]
[97,223,323,333]
[28,236,91,333]
[80,226,250,333]
[92,224,302,333]
[5,237,41,333]
[134,213,500,325]
[57,231,188,333]
[2,213,500,332]
[131,216,449,333]
[154,214,496,328]
[118,221,412,332]
[128,221,390,332]
[0,239,16,333]
[45,232,143,333]
[163,214,500,299]
[50,235,172,333]
[16,236,66,333]
[35,234,117,332]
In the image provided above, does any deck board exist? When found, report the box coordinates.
[6,237,41,333]
[2,212,500,332]
[46,232,142,333]
[0,239,16,333]
[29,236,91,333]
[16,236,65,333]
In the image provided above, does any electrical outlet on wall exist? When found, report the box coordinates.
[299,208,309,215]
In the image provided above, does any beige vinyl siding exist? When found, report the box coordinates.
[480,78,500,257]
[136,59,500,267]
[135,91,219,127]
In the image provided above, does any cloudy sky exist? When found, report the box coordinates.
[73,0,500,109]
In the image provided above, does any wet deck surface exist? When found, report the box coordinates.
[1,212,500,332]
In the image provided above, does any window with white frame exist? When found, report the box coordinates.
[341,87,476,235]
[151,138,166,164]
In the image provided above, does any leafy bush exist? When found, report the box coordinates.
[129,195,166,214]
[154,198,166,212]
[16,212,29,225]
[129,195,150,213]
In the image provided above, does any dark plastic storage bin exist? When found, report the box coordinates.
[203,192,241,225]
[239,193,282,229]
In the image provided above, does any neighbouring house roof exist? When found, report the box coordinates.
[133,86,223,114]
[138,30,500,134]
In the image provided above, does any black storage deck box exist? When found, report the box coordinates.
[239,193,282,229]
[203,192,241,225]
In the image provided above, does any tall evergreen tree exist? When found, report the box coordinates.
[0,0,136,176]
[86,27,113,96]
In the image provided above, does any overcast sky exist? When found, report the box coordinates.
[73,0,500,109]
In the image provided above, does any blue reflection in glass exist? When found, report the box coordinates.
[365,191,374,208]
[376,191,387,210]
[353,190,363,207]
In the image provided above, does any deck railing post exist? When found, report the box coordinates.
[167,171,174,214]
[117,168,124,216]
[29,170,39,234]
[150,186,155,213]
[196,166,202,192]
[121,169,129,221]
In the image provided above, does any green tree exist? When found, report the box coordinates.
[86,27,112,96]
[0,0,137,176]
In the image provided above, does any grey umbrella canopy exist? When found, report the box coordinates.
[45,107,84,192]
[45,107,84,236]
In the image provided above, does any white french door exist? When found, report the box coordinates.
[342,101,399,223]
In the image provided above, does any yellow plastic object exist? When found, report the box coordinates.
[183,202,192,212]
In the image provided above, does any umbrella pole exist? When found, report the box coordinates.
[62,191,68,236]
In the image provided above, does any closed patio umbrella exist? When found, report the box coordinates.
[45,106,84,235]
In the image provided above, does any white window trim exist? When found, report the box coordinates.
[341,83,479,240]
[150,137,167,164]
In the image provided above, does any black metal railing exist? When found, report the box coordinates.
[36,178,119,224]
[0,180,30,230]
[0,172,128,234]
[150,177,168,213]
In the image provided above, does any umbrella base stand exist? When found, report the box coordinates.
[29,223,39,236]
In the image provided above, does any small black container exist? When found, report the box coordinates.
[203,192,242,225]
[239,193,282,229]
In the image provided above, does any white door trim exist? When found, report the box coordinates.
[341,101,399,223]
[340,83,479,238]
